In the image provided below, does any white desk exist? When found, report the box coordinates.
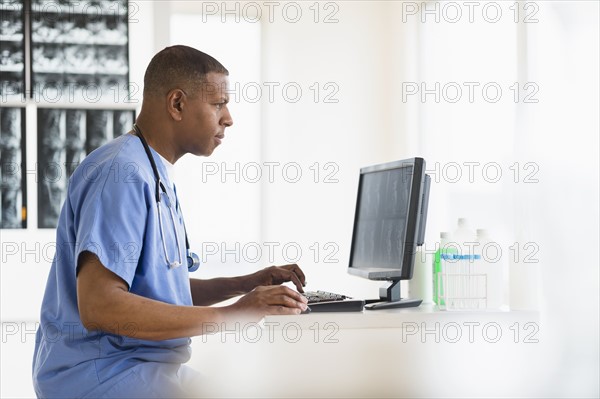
[189,305,546,398]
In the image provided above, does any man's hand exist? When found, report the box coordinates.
[250,264,307,293]
[227,285,308,320]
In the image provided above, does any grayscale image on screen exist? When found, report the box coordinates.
[351,166,413,269]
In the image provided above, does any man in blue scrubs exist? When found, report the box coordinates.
[32,45,309,398]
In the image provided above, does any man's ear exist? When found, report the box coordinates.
[166,89,185,121]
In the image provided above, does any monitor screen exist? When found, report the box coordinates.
[348,158,429,281]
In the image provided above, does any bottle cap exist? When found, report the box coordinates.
[440,254,481,261]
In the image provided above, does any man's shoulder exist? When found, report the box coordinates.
[81,134,141,166]
[70,134,152,190]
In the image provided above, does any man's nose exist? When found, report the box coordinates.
[222,106,233,127]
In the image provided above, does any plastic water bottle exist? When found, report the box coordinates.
[432,232,457,305]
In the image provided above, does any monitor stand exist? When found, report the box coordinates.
[364,279,422,310]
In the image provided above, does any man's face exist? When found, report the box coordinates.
[178,72,233,157]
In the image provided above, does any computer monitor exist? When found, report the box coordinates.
[348,157,430,310]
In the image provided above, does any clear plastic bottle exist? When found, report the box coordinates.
[446,218,479,310]
[439,253,482,310]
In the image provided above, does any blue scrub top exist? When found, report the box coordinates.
[32,134,194,398]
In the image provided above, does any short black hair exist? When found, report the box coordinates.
[143,45,229,97]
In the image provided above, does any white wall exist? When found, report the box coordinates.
[517,4,599,394]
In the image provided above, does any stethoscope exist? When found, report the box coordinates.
[132,124,200,272]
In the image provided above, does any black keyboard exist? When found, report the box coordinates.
[304,290,350,303]
[302,290,365,312]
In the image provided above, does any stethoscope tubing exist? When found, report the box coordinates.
[132,124,199,271]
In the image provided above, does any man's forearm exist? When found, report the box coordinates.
[189,274,258,306]
[77,252,236,341]
[190,265,306,306]
[82,288,232,341]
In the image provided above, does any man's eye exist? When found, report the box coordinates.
[215,103,223,110]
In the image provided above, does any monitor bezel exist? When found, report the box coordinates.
[347,157,426,281]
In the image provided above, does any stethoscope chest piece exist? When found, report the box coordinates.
[187,251,200,272]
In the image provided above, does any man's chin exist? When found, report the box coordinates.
[192,147,215,157]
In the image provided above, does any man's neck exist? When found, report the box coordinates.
[134,115,180,164]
